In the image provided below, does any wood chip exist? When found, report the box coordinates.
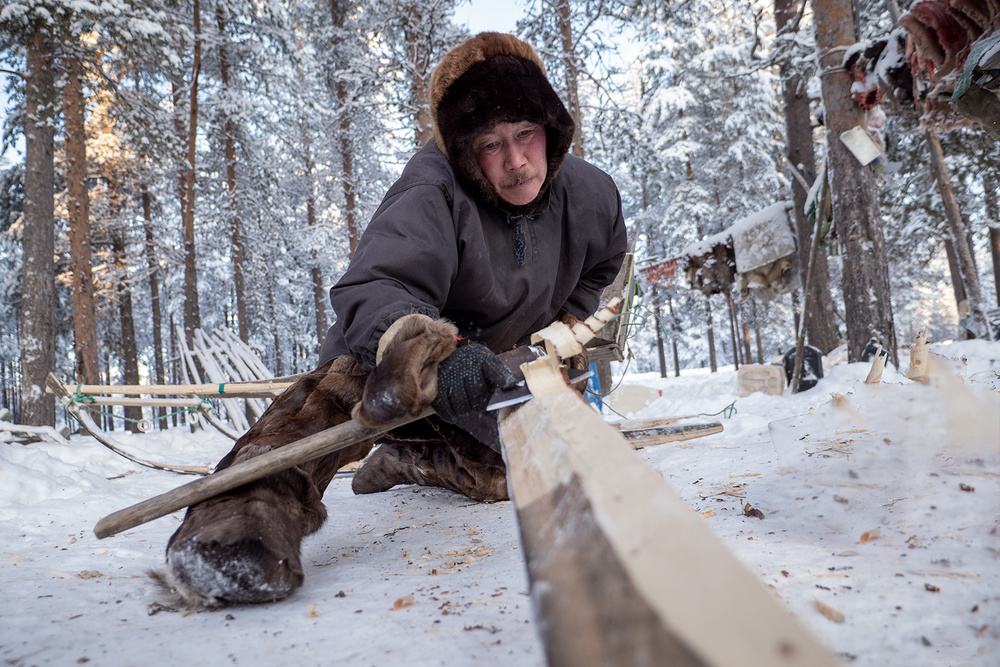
[959,483,975,492]
[699,509,716,519]
[814,598,845,623]
[859,529,881,544]
[76,570,103,579]
[392,595,415,610]
[307,603,319,617]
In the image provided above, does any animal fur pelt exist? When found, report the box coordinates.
[353,314,458,427]
[150,356,372,611]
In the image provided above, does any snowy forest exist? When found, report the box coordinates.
[1,0,998,428]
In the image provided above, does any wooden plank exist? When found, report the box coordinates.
[609,416,696,431]
[499,355,837,667]
[623,422,723,448]
[51,379,292,398]
[71,397,203,408]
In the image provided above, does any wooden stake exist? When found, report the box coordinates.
[865,346,888,384]
[499,355,837,667]
[907,332,929,382]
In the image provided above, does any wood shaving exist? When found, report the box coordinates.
[392,595,415,610]
[307,603,319,617]
[699,509,715,519]
[860,529,881,544]
[814,598,845,623]
[76,570,103,579]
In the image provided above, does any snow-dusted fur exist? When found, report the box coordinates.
[151,358,373,611]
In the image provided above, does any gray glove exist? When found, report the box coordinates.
[432,343,518,423]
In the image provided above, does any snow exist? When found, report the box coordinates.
[2,340,999,666]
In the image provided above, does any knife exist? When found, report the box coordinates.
[487,346,594,411]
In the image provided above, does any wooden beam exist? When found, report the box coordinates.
[499,355,837,667]
[47,378,292,399]
[621,421,723,448]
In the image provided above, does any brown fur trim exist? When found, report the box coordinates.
[429,33,574,210]
[429,32,547,150]
[353,316,458,427]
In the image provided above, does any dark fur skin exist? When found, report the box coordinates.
[353,315,457,427]
[152,315,586,610]
[353,417,509,501]
[151,356,372,610]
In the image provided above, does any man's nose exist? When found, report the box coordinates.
[503,143,527,169]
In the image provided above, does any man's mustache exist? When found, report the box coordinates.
[500,169,539,189]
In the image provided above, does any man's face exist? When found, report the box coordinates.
[473,121,547,207]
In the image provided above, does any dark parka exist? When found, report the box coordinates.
[318,33,627,371]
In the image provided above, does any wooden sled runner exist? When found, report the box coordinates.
[45,372,294,475]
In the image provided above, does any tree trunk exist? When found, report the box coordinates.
[140,178,166,428]
[301,129,328,353]
[329,0,360,256]
[404,7,434,147]
[706,295,717,372]
[112,230,142,432]
[217,7,248,343]
[925,129,991,339]
[943,237,972,338]
[985,172,1000,307]
[654,311,667,378]
[64,55,100,386]
[556,0,584,158]
[182,0,203,346]
[812,0,898,365]
[775,0,840,354]
[727,295,740,369]
[267,270,283,376]
[20,30,56,426]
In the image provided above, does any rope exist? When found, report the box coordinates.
[74,384,95,404]
[68,392,219,432]
[699,400,737,419]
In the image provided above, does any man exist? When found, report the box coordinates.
[153,32,627,610]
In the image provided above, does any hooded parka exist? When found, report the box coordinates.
[318,33,627,371]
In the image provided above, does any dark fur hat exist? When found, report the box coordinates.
[429,33,575,209]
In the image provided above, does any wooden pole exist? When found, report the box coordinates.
[57,379,293,398]
[93,407,434,539]
[791,165,829,393]
[499,355,838,667]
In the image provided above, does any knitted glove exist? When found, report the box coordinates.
[432,343,518,423]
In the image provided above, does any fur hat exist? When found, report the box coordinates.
[429,32,575,210]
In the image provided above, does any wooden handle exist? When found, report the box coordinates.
[93,408,434,539]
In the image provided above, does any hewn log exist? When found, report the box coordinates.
[499,355,836,667]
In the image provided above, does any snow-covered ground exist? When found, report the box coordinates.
[2,339,998,666]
